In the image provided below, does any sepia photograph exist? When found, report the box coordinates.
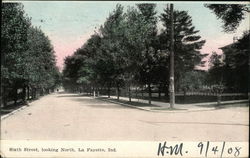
[1,1,249,157]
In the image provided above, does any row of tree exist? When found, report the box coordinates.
[62,4,207,104]
[1,3,61,106]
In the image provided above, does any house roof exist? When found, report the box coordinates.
[219,43,235,50]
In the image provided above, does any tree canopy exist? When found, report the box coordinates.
[62,3,208,101]
[1,3,60,106]
[205,4,250,32]
[160,8,206,90]
[208,31,249,92]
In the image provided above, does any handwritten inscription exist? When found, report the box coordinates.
[157,141,243,157]
[197,141,242,157]
[157,141,185,156]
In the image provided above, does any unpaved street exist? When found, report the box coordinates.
[1,92,249,141]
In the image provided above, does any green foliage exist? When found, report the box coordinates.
[62,4,208,95]
[178,70,208,91]
[1,3,31,85]
[208,31,249,92]
[224,31,249,92]
[99,4,126,85]
[208,52,226,85]
[226,30,250,69]
[25,26,58,89]
[1,3,60,104]
[205,4,250,32]
[160,8,206,89]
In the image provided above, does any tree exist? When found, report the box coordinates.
[98,4,127,100]
[205,4,250,32]
[26,26,59,95]
[221,31,249,92]
[135,3,159,104]
[207,52,225,86]
[62,53,85,92]
[1,3,31,105]
[2,3,60,106]
[160,8,206,91]
[208,30,249,93]
[62,4,209,104]
[179,70,207,92]
[77,34,102,95]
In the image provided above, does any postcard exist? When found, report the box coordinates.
[1,1,249,157]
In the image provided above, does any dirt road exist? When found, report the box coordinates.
[1,92,249,141]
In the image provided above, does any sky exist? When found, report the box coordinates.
[19,1,250,71]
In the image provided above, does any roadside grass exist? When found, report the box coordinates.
[146,95,248,104]
[97,95,248,111]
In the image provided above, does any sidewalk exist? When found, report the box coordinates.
[97,95,249,113]
[1,95,46,120]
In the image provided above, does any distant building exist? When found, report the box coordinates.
[219,41,238,67]
[219,36,249,93]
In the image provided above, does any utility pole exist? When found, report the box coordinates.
[169,3,175,108]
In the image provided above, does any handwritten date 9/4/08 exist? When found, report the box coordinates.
[157,141,242,157]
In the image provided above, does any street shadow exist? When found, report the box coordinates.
[57,91,67,94]
[97,97,161,107]
[57,94,91,98]
[71,97,128,109]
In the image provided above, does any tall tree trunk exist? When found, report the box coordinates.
[31,88,33,99]
[90,86,93,95]
[117,85,120,100]
[135,87,138,98]
[141,86,144,98]
[14,87,18,105]
[40,89,43,96]
[27,86,30,100]
[2,87,7,107]
[93,86,96,98]
[108,85,111,98]
[164,84,168,97]
[97,88,100,97]
[22,86,26,103]
[164,84,169,101]
[158,85,161,99]
[128,85,131,102]
[148,83,152,105]
[183,88,186,103]
[34,88,37,99]
[33,88,35,99]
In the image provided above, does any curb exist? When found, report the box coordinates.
[96,97,248,113]
[98,97,152,112]
[1,104,29,120]
[1,94,49,120]
[183,99,249,107]
[96,97,212,113]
